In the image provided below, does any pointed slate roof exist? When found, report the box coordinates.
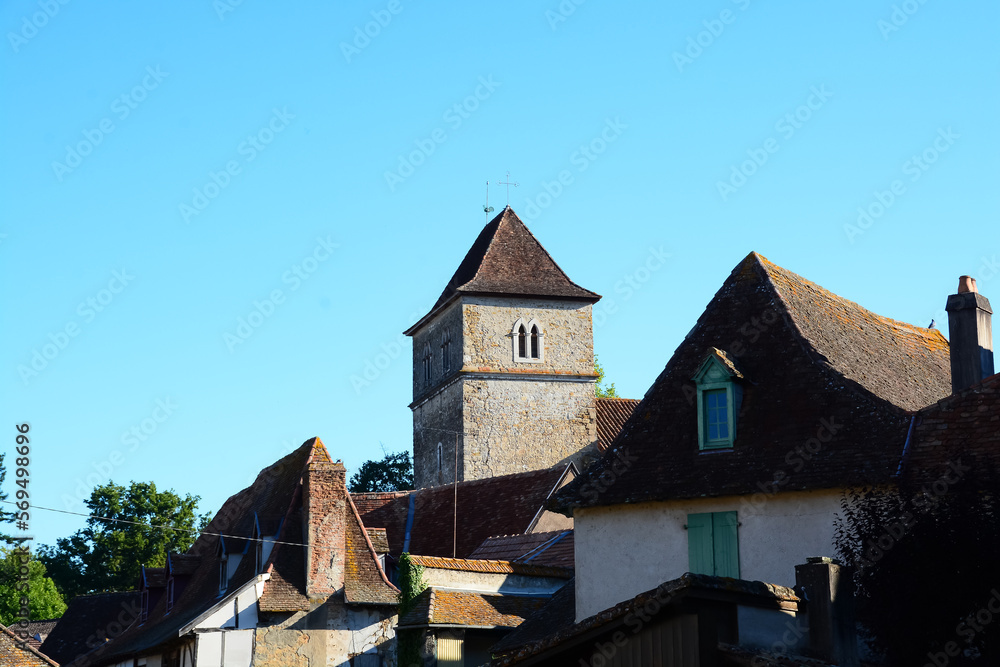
[554,252,952,510]
[406,207,600,335]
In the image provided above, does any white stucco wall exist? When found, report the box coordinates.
[573,490,843,620]
[421,567,569,595]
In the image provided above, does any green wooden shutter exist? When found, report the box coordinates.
[712,511,740,578]
[687,513,714,575]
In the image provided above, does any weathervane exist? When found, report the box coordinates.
[483,181,494,222]
[497,171,518,206]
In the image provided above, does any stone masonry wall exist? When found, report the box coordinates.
[463,377,597,480]
[413,381,464,489]
[411,300,462,399]
[462,296,594,374]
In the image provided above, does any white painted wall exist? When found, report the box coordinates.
[196,580,264,629]
[421,567,568,595]
[573,490,843,620]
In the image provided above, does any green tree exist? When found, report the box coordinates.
[835,460,1000,665]
[595,354,619,398]
[0,546,66,624]
[37,481,210,599]
[349,451,413,493]
[0,451,17,544]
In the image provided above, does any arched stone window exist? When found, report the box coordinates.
[422,343,433,384]
[441,328,452,373]
[512,318,544,363]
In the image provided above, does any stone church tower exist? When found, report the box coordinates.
[405,207,602,489]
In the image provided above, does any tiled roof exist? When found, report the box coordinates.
[21,619,58,649]
[470,530,574,569]
[344,492,399,605]
[366,528,390,554]
[555,252,949,509]
[595,397,640,451]
[73,437,397,665]
[406,207,600,334]
[398,589,549,629]
[492,573,799,665]
[0,625,58,667]
[39,591,140,666]
[409,555,572,579]
[167,553,201,576]
[899,372,1000,485]
[718,643,838,666]
[354,467,568,559]
[141,567,166,589]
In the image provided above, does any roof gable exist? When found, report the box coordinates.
[556,253,944,509]
[406,207,600,334]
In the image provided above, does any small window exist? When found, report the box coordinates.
[219,555,228,594]
[166,578,175,612]
[512,319,544,363]
[442,329,452,373]
[422,343,433,384]
[693,349,742,450]
[687,511,740,578]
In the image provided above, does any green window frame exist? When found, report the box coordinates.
[693,352,741,450]
[687,511,740,578]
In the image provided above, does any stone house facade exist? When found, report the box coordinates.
[405,207,604,488]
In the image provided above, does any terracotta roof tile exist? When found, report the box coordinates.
[556,253,946,509]
[354,467,567,559]
[408,555,571,579]
[0,625,59,667]
[595,397,640,451]
[366,528,390,554]
[470,530,574,569]
[407,207,600,334]
[344,493,399,605]
[399,589,549,629]
[900,372,1000,484]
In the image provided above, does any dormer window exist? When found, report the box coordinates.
[141,589,149,623]
[512,319,543,363]
[693,348,743,450]
[219,554,228,594]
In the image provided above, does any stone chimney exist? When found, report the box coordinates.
[946,276,994,393]
[303,444,347,600]
[794,557,859,667]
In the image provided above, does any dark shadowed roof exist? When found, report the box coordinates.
[406,207,600,335]
[39,591,140,666]
[555,253,951,510]
[354,467,569,559]
[398,589,550,629]
[470,530,574,569]
[595,397,640,451]
[491,574,799,665]
[899,372,1000,485]
[1,624,59,667]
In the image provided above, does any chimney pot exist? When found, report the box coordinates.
[958,275,977,294]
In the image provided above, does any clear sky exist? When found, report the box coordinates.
[2,1,997,547]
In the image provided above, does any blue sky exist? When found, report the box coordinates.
[2,1,997,547]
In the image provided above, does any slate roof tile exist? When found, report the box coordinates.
[469,530,575,569]
[555,252,951,509]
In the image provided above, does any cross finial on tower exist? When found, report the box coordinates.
[497,171,518,206]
